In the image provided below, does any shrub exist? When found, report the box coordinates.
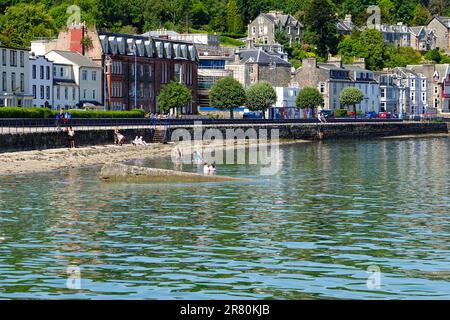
[0,107,145,118]
[335,109,348,117]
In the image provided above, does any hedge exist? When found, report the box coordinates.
[335,109,348,117]
[0,107,145,118]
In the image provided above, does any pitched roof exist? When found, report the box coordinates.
[434,16,450,28]
[238,49,291,67]
[50,50,100,68]
[409,26,424,36]
[262,12,303,28]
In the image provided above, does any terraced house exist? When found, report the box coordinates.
[0,45,33,107]
[33,23,199,113]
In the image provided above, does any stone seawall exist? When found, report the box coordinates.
[0,122,448,153]
[0,129,153,152]
[168,122,449,141]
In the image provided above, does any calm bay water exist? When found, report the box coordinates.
[0,137,449,299]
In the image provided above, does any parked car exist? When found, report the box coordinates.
[243,111,263,119]
[378,112,391,119]
[366,111,378,119]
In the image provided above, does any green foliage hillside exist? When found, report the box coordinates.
[0,0,449,67]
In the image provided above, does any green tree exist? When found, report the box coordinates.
[339,87,364,116]
[338,29,386,71]
[296,87,324,118]
[209,77,246,119]
[428,0,447,16]
[226,0,243,34]
[303,0,338,58]
[275,29,290,48]
[0,3,56,48]
[412,4,432,26]
[384,45,422,68]
[157,81,193,115]
[425,48,442,63]
[246,81,277,119]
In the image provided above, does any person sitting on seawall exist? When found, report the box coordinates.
[209,162,217,173]
[318,112,327,124]
[139,136,148,146]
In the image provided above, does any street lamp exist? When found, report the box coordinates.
[104,55,111,111]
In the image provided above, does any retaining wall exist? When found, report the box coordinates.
[0,122,448,153]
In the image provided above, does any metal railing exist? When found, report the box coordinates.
[0,117,409,135]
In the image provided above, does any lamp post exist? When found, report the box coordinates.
[104,55,111,111]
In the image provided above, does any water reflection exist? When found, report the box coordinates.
[0,137,449,299]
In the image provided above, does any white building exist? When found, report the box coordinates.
[52,63,79,110]
[271,86,303,119]
[0,45,33,107]
[45,50,102,109]
[393,67,428,116]
[29,53,53,108]
[344,64,380,113]
[374,72,400,114]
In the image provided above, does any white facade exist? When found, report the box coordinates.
[29,54,53,108]
[344,66,380,113]
[0,46,33,107]
[53,63,79,110]
[274,87,300,108]
[45,50,102,108]
[393,68,428,116]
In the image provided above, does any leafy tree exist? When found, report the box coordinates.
[303,0,338,58]
[412,4,432,26]
[296,87,324,118]
[0,3,56,48]
[275,29,290,47]
[157,81,193,114]
[338,29,386,71]
[227,0,243,34]
[428,0,447,16]
[209,76,246,119]
[385,45,422,68]
[246,81,277,119]
[339,87,364,116]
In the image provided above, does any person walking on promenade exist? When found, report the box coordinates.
[67,126,75,148]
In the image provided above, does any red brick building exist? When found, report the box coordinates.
[56,25,199,113]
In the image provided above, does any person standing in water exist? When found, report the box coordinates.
[67,126,75,148]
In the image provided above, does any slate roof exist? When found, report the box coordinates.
[238,49,291,67]
[51,50,101,68]
[434,16,450,28]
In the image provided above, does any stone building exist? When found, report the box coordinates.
[225,48,292,89]
[427,16,450,52]
[247,11,303,47]
[409,26,437,52]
